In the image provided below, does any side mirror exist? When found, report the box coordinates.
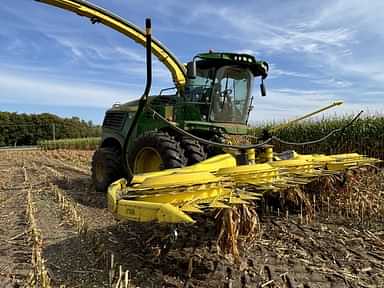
[186,58,198,79]
[260,80,267,97]
[186,62,195,79]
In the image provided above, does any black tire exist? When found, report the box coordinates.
[91,147,123,192]
[206,134,226,157]
[128,132,187,173]
[180,136,206,165]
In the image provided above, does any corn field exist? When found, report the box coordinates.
[250,114,384,159]
[37,115,384,160]
[38,137,100,150]
[1,133,384,287]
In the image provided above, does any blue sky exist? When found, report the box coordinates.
[1,0,383,124]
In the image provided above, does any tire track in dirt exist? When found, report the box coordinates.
[2,151,161,287]
[33,157,114,230]
[0,157,31,286]
[52,149,92,170]
[248,218,384,287]
[38,152,90,176]
[3,150,384,287]
[22,160,106,286]
[26,152,200,286]
[23,152,138,286]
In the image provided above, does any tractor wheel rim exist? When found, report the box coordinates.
[134,147,162,173]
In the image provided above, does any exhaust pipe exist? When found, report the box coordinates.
[142,18,152,102]
[126,18,152,138]
[124,18,152,173]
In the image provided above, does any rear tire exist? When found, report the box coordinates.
[180,136,206,165]
[91,147,123,192]
[129,132,187,173]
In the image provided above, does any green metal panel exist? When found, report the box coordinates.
[99,51,268,157]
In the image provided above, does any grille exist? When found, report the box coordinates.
[102,111,126,129]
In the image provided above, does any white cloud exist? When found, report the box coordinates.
[268,64,313,79]
[311,78,353,88]
[181,2,355,56]
[41,32,173,86]
[306,0,384,31]
[114,47,145,62]
[249,87,384,124]
[0,71,141,108]
[45,33,145,63]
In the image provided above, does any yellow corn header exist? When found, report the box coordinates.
[108,150,380,223]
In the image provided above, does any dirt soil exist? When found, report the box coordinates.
[0,149,383,288]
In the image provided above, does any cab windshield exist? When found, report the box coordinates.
[185,67,214,103]
[210,66,252,123]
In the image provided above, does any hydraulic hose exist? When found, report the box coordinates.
[146,106,363,149]
[270,110,364,146]
[146,106,273,149]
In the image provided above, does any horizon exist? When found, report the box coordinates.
[2,104,383,128]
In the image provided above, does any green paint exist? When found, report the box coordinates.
[99,51,268,161]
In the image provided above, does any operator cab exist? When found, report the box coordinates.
[184,52,268,124]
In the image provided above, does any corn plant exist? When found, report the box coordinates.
[39,137,100,150]
[249,114,384,159]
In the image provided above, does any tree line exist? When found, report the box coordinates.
[0,111,101,147]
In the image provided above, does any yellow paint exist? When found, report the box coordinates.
[139,186,228,204]
[133,147,162,173]
[217,163,279,186]
[138,172,220,189]
[246,148,256,164]
[180,204,204,213]
[131,154,236,184]
[107,152,380,224]
[265,147,274,162]
[108,178,194,223]
[209,201,231,208]
[116,200,195,223]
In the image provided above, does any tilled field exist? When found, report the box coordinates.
[0,149,383,287]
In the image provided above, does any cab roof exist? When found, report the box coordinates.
[195,52,268,78]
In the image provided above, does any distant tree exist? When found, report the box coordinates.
[0,111,101,146]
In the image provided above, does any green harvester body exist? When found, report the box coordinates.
[101,52,268,155]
